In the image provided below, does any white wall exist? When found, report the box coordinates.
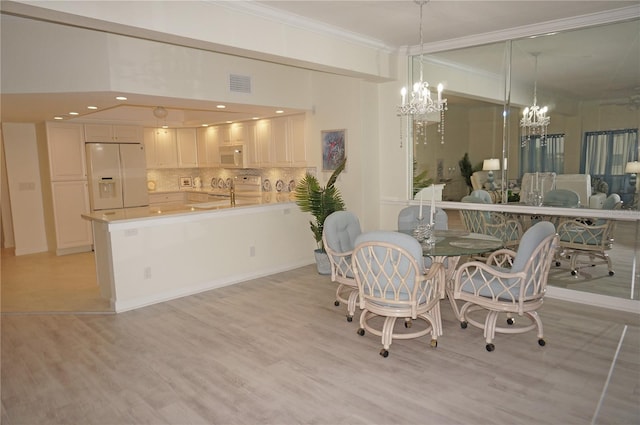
[1,123,48,255]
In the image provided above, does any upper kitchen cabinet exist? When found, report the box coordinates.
[45,122,86,181]
[244,121,259,168]
[196,126,221,166]
[143,128,178,169]
[270,114,307,167]
[220,122,246,145]
[176,128,198,168]
[85,124,142,143]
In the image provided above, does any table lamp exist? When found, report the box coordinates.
[483,158,501,190]
[625,161,640,209]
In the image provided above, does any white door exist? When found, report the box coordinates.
[86,143,123,210]
[119,144,149,208]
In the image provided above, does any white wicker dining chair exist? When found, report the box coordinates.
[397,205,448,232]
[452,221,558,352]
[322,211,361,322]
[555,193,622,277]
[459,195,523,249]
[352,231,445,358]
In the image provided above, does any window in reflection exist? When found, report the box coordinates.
[520,133,565,175]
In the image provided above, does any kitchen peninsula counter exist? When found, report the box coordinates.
[83,194,314,313]
[83,192,296,224]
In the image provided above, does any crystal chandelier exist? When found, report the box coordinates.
[396,0,447,147]
[520,54,550,147]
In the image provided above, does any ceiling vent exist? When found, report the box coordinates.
[229,74,251,93]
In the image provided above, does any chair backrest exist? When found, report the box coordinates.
[323,211,361,254]
[460,195,491,233]
[543,189,580,207]
[470,189,493,203]
[602,193,622,210]
[512,221,556,273]
[470,171,489,190]
[397,205,448,232]
[353,231,426,303]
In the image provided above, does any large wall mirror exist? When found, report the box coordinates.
[410,17,640,303]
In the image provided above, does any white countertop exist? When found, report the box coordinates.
[83,192,296,224]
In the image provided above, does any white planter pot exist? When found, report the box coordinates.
[314,249,331,275]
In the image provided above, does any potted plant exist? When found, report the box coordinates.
[294,157,347,274]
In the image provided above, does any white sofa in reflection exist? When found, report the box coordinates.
[519,173,606,208]
[555,174,606,208]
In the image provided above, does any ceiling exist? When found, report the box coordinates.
[1,0,639,127]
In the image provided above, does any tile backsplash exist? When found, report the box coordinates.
[147,167,310,192]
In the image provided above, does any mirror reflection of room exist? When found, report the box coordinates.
[409,18,640,302]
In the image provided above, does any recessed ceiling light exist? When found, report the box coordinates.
[87,106,98,110]
[252,117,259,120]
[115,96,127,101]
[69,112,79,115]
[201,124,208,127]
[275,110,284,114]
[216,105,226,109]
[54,116,64,120]
[226,121,233,124]
[162,125,168,129]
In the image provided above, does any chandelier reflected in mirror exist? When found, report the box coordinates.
[396,0,447,147]
[520,53,550,147]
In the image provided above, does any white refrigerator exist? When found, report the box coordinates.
[86,143,149,211]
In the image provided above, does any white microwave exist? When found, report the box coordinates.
[219,145,245,168]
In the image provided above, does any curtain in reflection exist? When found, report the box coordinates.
[581,129,638,200]
[519,134,565,177]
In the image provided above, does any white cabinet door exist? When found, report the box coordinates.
[255,119,273,166]
[244,122,260,168]
[271,116,289,166]
[177,128,198,168]
[85,124,141,143]
[288,114,307,166]
[196,126,220,166]
[46,122,86,181]
[219,122,245,145]
[144,128,178,168]
[148,192,185,205]
[51,180,93,252]
[143,128,158,167]
[113,125,142,142]
[84,124,113,143]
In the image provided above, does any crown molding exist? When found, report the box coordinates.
[215,0,395,53]
[416,5,640,55]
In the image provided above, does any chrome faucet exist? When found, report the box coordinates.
[230,180,236,206]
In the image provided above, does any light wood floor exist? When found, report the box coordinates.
[2,264,639,424]
[1,248,110,313]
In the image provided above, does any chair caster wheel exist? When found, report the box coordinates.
[430,339,438,348]
[555,261,561,267]
[538,338,546,346]
[571,270,577,276]
[460,321,468,329]
[380,349,389,358]
[609,271,615,276]
[404,320,412,328]
[334,301,340,306]
[486,343,495,352]
[346,315,353,322]
[357,328,365,336]
[507,318,515,325]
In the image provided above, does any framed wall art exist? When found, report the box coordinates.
[179,176,193,188]
[321,129,346,171]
